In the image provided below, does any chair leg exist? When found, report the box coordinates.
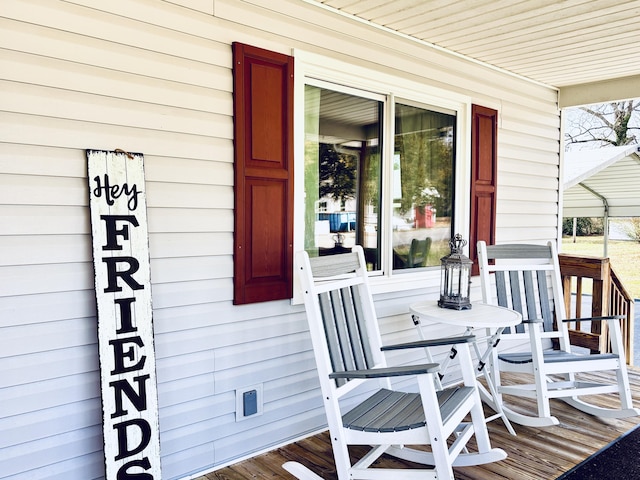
[417,375,456,480]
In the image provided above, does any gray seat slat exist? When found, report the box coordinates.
[499,350,619,364]
[343,387,474,432]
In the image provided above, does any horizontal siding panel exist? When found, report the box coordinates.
[0,173,86,207]
[157,373,215,409]
[150,278,232,308]
[0,426,103,479]
[166,0,214,15]
[0,399,100,449]
[150,232,231,259]
[0,290,95,328]
[0,205,89,235]
[153,302,234,333]
[500,144,559,166]
[159,416,219,460]
[501,115,560,141]
[156,328,217,358]
[151,255,233,283]
[499,171,559,191]
[146,157,234,184]
[499,157,560,178]
[213,409,326,466]
[160,393,231,434]
[161,443,214,480]
[0,50,231,117]
[499,213,559,228]
[0,143,86,178]
[496,226,559,244]
[213,351,316,394]
[0,80,232,138]
[0,345,98,389]
[0,112,229,160]
[501,100,561,130]
[499,200,559,216]
[148,207,233,234]
[146,182,233,209]
[0,16,229,89]
[156,349,215,384]
[5,0,231,66]
[500,130,559,155]
[500,184,558,204]
[1,234,90,266]
[210,312,308,350]
[214,331,311,370]
[1,372,99,418]
[0,263,93,297]
[3,452,104,480]
[1,318,96,358]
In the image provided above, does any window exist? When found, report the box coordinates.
[231,45,493,302]
[301,76,459,278]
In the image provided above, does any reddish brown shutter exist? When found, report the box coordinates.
[232,43,294,304]
[469,105,498,276]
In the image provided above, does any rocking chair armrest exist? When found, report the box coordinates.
[562,315,626,323]
[329,363,440,380]
[380,335,476,351]
[522,318,543,324]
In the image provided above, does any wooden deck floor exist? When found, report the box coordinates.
[200,368,640,480]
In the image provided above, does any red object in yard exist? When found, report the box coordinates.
[415,205,434,228]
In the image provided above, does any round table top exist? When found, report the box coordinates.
[409,301,522,328]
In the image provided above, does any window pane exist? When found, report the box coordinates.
[304,85,382,270]
[392,102,455,270]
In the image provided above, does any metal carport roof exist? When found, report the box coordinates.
[563,145,640,219]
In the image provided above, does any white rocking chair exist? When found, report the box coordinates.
[284,246,506,480]
[477,240,640,427]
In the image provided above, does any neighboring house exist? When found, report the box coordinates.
[1,2,638,480]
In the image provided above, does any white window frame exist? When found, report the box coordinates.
[293,49,472,296]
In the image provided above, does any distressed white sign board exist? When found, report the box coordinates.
[87,150,161,480]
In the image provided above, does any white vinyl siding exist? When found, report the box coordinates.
[0,0,560,479]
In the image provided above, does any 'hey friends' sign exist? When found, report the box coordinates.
[87,150,161,479]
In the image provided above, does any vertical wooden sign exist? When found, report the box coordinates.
[87,150,161,479]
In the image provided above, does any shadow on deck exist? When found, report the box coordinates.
[200,368,640,480]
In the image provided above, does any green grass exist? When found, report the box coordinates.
[561,236,640,300]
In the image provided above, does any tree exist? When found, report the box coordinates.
[318,143,357,206]
[564,100,640,151]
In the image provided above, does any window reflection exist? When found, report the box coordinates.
[303,85,455,273]
[304,85,382,269]
[392,103,455,270]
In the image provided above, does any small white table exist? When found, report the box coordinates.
[409,301,522,435]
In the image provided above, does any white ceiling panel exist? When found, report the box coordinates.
[310,0,640,94]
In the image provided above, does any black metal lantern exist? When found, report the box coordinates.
[438,234,472,310]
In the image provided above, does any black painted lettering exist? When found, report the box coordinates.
[115,297,137,334]
[114,418,151,460]
[110,374,150,418]
[93,174,142,211]
[110,336,146,375]
[101,215,139,251]
[116,457,153,480]
[116,458,153,480]
[103,257,144,293]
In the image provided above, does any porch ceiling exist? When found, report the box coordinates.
[307,0,640,106]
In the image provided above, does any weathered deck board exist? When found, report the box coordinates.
[202,368,640,479]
